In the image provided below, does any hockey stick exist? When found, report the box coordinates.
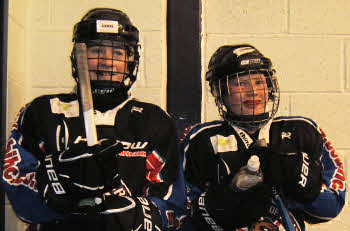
[256,139,295,231]
[75,43,101,208]
[75,43,98,146]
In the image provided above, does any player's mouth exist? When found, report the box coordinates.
[243,100,262,109]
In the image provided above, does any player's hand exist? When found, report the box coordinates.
[192,183,272,230]
[250,140,322,203]
[79,196,163,231]
[36,139,123,213]
[278,151,322,203]
[248,141,284,187]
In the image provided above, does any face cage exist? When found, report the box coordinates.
[71,39,139,93]
[212,69,280,131]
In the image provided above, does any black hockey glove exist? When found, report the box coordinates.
[279,151,322,203]
[250,141,322,203]
[36,139,123,213]
[192,183,272,230]
[248,141,284,187]
[90,196,163,231]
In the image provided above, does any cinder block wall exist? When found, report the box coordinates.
[6,0,350,230]
[6,0,166,230]
[201,0,350,230]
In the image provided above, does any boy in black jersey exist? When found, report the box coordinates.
[180,44,346,231]
[2,8,187,231]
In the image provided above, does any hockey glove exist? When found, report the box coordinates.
[251,141,322,203]
[192,183,272,230]
[248,141,284,187]
[36,139,123,213]
[91,196,163,231]
[279,151,322,203]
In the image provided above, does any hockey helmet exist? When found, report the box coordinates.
[71,8,140,94]
[206,44,280,131]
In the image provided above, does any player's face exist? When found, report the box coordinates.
[87,45,129,82]
[224,73,269,116]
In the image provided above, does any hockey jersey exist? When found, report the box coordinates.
[180,116,346,231]
[2,93,188,231]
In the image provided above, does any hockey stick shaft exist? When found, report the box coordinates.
[272,187,295,231]
[256,139,295,231]
[75,43,98,146]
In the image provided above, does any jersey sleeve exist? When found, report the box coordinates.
[288,126,346,224]
[2,103,65,223]
[143,107,190,230]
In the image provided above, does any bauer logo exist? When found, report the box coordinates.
[96,20,119,33]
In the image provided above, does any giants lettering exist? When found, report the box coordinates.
[319,128,345,191]
[3,138,37,191]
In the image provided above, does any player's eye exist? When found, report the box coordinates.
[113,49,126,58]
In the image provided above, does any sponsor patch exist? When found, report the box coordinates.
[50,98,79,118]
[210,135,238,153]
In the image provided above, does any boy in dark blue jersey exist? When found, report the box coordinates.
[180,44,345,231]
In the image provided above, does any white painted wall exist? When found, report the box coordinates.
[6,0,350,230]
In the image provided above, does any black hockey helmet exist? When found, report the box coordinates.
[206,44,280,131]
[70,8,140,94]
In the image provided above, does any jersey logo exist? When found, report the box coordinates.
[319,128,345,192]
[118,151,146,157]
[131,106,143,114]
[281,132,292,140]
[3,138,37,191]
[117,140,148,150]
[166,210,187,229]
[299,152,310,187]
[250,220,278,231]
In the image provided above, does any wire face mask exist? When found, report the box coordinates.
[71,8,140,95]
[206,45,280,131]
[86,40,138,94]
[212,69,279,131]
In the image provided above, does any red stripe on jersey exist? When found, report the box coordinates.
[146,151,165,183]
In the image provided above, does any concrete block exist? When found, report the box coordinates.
[205,35,342,92]
[205,0,286,34]
[129,87,162,108]
[9,0,28,28]
[292,94,350,149]
[51,0,161,31]
[8,18,26,79]
[290,0,350,34]
[133,32,162,89]
[30,31,75,88]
